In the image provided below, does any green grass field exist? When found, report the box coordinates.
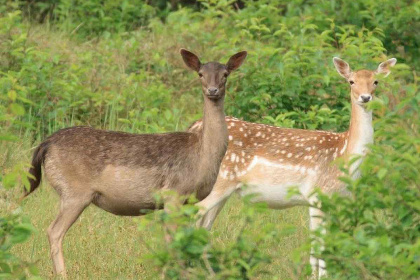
[2,181,308,279]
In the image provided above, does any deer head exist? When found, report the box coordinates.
[333,57,397,105]
[180,49,247,100]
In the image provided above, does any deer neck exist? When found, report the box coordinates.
[198,97,228,174]
[346,101,373,156]
[345,100,373,177]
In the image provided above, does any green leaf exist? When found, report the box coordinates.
[9,103,25,116]
[2,172,18,189]
[7,90,17,101]
[0,134,19,142]
[377,168,387,179]
[10,224,35,244]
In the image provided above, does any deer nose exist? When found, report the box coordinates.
[207,87,219,95]
[360,95,372,103]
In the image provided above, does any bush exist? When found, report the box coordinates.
[138,192,295,279]
[1,0,157,36]
[1,1,417,140]
[0,214,39,279]
[0,10,202,141]
[0,12,38,276]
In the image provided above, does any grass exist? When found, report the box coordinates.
[2,174,309,279]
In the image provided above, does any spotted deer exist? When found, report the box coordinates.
[189,57,397,278]
[24,49,247,277]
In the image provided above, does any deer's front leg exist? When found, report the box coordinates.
[309,203,326,279]
[195,181,236,229]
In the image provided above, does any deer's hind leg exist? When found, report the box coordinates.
[47,193,92,278]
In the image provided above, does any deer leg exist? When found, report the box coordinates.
[309,205,326,279]
[198,196,228,230]
[196,183,236,230]
[47,196,90,278]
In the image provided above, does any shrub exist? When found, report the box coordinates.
[138,192,295,279]
[0,12,38,276]
[0,214,39,279]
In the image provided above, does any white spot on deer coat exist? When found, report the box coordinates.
[234,140,243,146]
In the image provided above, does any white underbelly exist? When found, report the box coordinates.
[238,183,308,209]
[234,157,316,209]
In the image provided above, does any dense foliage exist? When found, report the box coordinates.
[0,39,38,277]
[0,214,38,279]
[138,193,291,279]
[0,0,418,279]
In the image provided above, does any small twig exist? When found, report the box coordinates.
[70,22,85,36]
[202,246,216,278]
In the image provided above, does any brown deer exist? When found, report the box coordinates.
[189,57,397,278]
[24,49,247,277]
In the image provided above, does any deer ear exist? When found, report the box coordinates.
[333,57,351,79]
[180,49,201,72]
[226,51,247,73]
[375,58,397,77]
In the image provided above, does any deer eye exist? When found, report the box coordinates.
[223,72,228,78]
[373,81,378,86]
[349,81,355,85]
[198,73,203,78]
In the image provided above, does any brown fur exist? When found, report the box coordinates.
[33,126,210,210]
[25,49,247,277]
